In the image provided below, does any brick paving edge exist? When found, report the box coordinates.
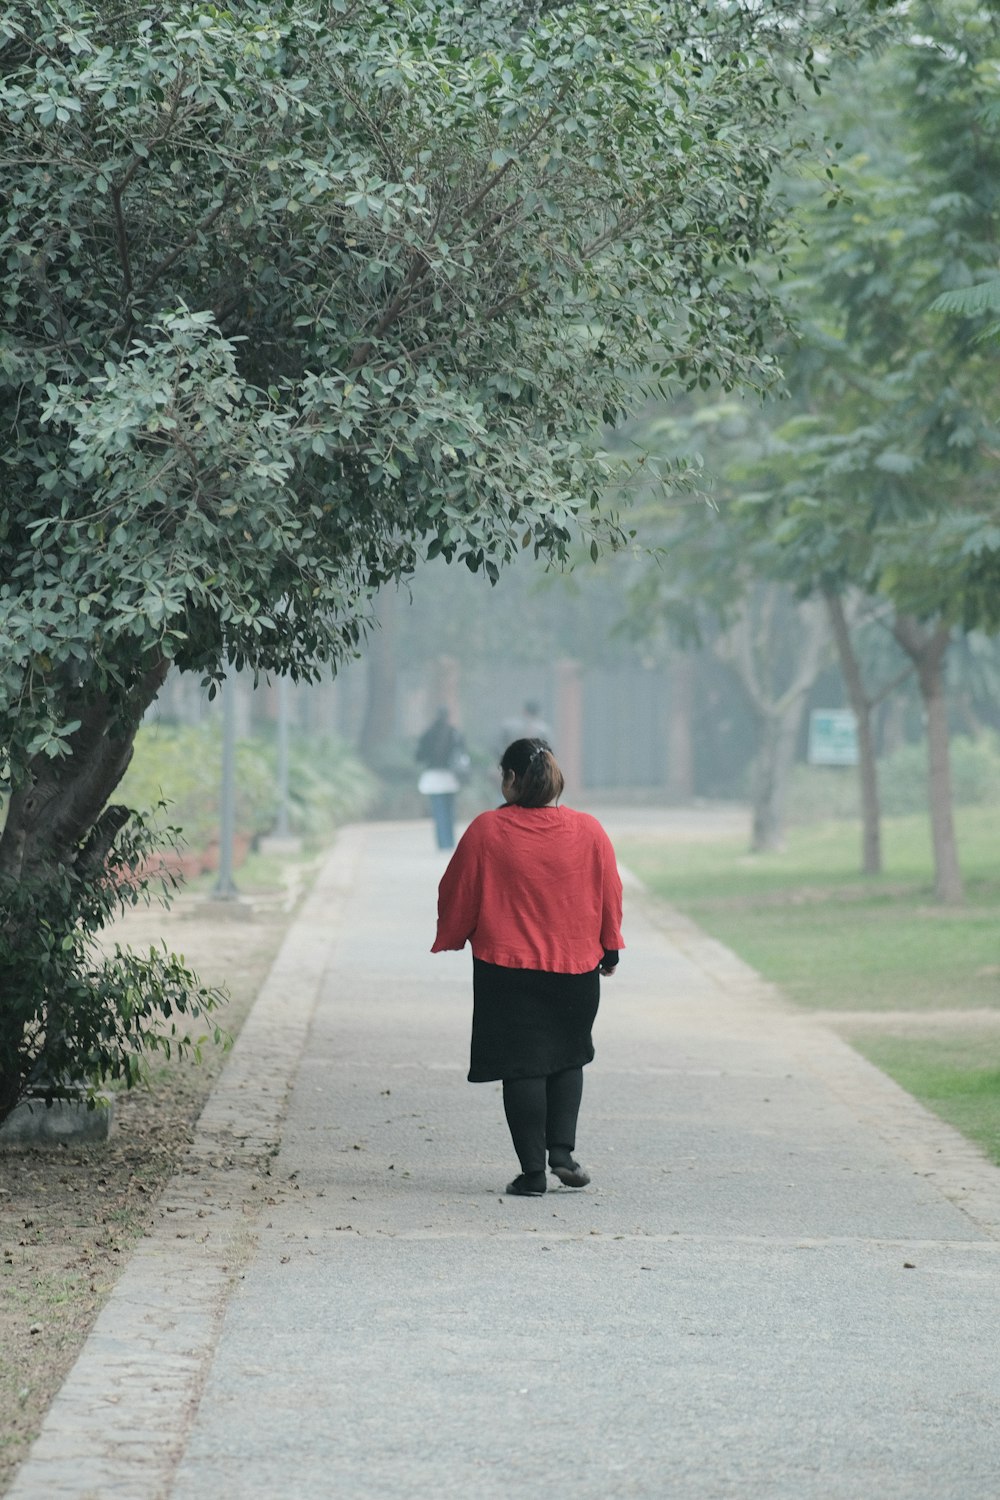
[5,829,364,1500]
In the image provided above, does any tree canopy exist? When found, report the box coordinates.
[0,0,845,786]
[616,0,1000,890]
[0,0,889,1119]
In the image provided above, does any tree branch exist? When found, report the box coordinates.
[110,184,134,301]
[346,91,568,370]
[136,192,235,301]
[458,87,568,223]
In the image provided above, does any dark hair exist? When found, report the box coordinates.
[500,738,565,808]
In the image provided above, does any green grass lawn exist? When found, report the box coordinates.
[850,1032,1000,1167]
[620,807,1000,1012]
[620,806,1000,1165]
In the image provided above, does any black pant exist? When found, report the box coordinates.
[502,1067,584,1175]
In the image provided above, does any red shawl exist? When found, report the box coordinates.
[432,804,624,974]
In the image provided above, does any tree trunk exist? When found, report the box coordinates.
[891,616,963,904]
[715,587,830,854]
[0,658,169,883]
[824,588,882,876]
[0,656,170,1117]
[750,703,802,852]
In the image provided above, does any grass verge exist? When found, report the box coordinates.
[619,804,1000,1162]
[619,805,1000,1013]
[849,1031,1000,1168]
[0,842,322,1496]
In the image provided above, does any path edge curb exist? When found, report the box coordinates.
[631,876,1000,1243]
[6,828,364,1500]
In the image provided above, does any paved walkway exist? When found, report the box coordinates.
[9,817,1000,1499]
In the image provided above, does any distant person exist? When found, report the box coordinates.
[497,699,551,758]
[432,737,624,1196]
[416,707,468,850]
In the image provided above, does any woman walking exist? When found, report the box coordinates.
[432,738,624,1196]
[415,706,467,850]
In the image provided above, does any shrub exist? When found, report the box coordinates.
[786,765,861,824]
[281,735,377,837]
[880,733,1000,815]
[118,724,376,848]
[0,813,225,1124]
[788,733,1000,823]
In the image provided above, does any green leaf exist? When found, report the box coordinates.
[929,279,1000,318]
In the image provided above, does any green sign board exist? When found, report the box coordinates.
[808,709,858,767]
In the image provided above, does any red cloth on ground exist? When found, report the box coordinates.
[431,804,624,974]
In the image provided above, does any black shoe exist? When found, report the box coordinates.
[505,1172,547,1197]
[550,1160,590,1188]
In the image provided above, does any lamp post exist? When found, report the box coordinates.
[213,659,238,899]
[275,674,291,840]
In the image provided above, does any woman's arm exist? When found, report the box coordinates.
[431,823,483,952]
[598,829,625,954]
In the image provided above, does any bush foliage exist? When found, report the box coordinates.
[788,734,1000,823]
[0,813,226,1119]
[117,722,377,847]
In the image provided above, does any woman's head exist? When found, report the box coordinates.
[499,738,564,808]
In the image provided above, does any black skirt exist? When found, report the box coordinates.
[468,958,600,1083]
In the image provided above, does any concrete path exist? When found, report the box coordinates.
[9,818,1000,1500]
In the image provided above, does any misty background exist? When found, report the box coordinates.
[148,539,1000,842]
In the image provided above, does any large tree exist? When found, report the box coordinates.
[626,0,1000,892]
[0,0,883,1119]
[754,0,1000,898]
[616,397,838,851]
